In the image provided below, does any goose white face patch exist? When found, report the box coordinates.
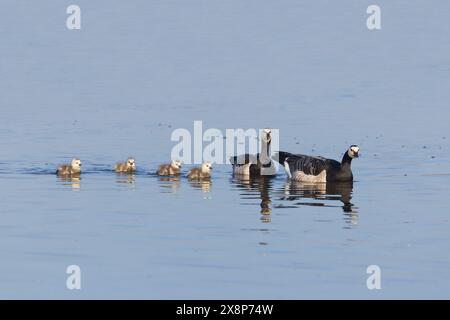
[348,146,360,158]
[262,128,272,143]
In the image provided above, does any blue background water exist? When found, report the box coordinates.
[0,0,449,298]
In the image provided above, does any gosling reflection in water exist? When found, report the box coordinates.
[232,176,273,222]
[57,175,81,191]
[188,179,212,194]
[280,181,358,222]
[158,176,181,194]
[115,173,136,186]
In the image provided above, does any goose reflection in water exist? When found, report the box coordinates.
[57,174,81,191]
[232,176,273,222]
[280,181,358,224]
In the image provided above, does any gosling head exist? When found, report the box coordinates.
[171,159,182,169]
[201,162,212,173]
[262,128,272,144]
[347,145,360,159]
[127,157,136,170]
[71,158,82,172]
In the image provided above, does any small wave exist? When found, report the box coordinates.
[17,167,57,175]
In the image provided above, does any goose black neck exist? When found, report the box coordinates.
[341,152,353,166]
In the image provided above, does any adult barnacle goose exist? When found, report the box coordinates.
[229,128,275,177]
[274,145,360,182]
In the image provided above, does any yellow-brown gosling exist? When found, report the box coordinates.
[187,162,212,180]
[157,160,182,176]
[115,157,136,173]
[56,158,82,176]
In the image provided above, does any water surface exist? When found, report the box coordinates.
[1,0,450,299]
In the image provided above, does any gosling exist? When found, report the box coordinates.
[57,158,82,176]
[115,157,136,173]
[187,162,212,180]
[157,160,182,176]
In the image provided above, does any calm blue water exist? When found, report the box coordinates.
[1,0,450,299]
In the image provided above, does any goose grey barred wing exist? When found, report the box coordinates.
[275,151,329,176]
[286,155,329,176]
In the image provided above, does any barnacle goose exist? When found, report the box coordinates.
[229,128,275,177]
[274,145,359,182]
